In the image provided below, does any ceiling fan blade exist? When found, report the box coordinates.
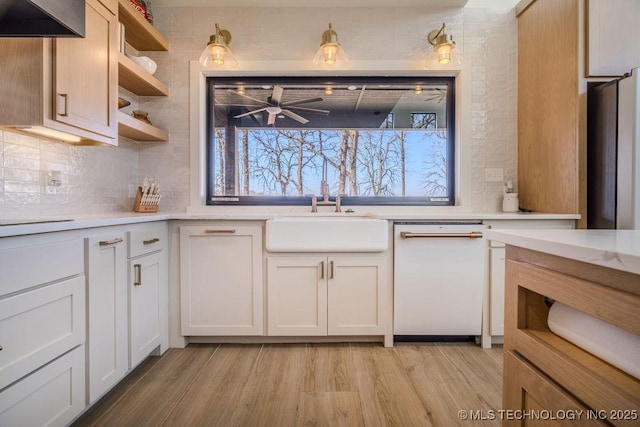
[287,106,330,115]
[233,107,268,119]
[281,109,309,124]
[271,86,284,105]
[226,89,269,106]
[280,97,323,107]
[267,112,277,125]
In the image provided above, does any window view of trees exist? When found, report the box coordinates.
[207,77,454,205]
[213,128,448,199]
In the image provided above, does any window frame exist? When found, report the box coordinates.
[205,76,456,206]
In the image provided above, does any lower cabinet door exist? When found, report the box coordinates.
[86,233,128,403]
[267,256,327,336]
[327,256,386,336]
[0,275,85,390]
[129,252,162,368]
[0,345,85,427]
[180,225,263,336]
[503,351,606,427]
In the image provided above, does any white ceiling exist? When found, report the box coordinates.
[151,0,468,7]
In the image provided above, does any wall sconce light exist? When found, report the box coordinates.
[199,23,238,67]
[313,23,348,66]
[427,22,462,65]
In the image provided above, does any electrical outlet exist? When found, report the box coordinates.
[485,168,504,182]
[128,184,137,198]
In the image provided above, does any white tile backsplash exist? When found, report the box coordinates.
[0,4,517,216]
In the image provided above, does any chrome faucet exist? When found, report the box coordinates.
[310,193,341,213]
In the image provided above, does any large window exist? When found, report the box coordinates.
[206,77,455,205]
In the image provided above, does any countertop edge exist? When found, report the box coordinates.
[485,229,640,275]
[0,212,579,238]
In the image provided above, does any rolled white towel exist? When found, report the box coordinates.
[548,302,640,380]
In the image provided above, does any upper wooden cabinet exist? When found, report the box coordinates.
[516,0,580,217]
[0,0,118,145]
[586,0,640,77]
[99,0,118,15]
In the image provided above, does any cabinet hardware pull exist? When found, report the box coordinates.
[329,261,334,279]
[99,238,123,246]
[400,231,483,239]
[58,93,68,116]
[205,229,236,234]
[134,264,142,286]
[143,238,160,245]
[0,345,3,351]
[320,261,324,279]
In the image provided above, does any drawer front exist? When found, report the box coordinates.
[0,275,85,389]
[128,227,165,258]
[0,345,85,427]
[0,238,83,296]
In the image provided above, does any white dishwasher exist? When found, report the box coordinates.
[393,222,486,337]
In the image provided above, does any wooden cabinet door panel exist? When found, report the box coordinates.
[54,0,117,138]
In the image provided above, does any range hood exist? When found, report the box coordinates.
[0,0,85,37]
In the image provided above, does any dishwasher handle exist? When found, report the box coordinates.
[400,231,483,239]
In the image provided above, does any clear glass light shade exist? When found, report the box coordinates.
[199,43,238,68]
[425,47,463,69]
[313,23,348,66]
[436,43,452,64]
[313,43,348,65]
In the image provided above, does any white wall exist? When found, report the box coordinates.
[0,3,517,216]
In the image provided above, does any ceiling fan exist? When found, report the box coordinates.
[423,87,446,103]
[229,85,329,125]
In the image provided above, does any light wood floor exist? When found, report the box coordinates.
[73,343,503,427]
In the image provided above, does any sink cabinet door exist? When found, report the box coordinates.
[327,256,387,336]
[267,256,328,336]
[180,225,263,336]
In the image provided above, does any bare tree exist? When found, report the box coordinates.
[241,130,249,195]
[214,128,225,195]
[399,130,406,196]
[420,131,448,196]
[357,130,401,196]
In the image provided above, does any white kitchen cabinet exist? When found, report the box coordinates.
[267,255,388,337]
[267,256,328,336]
[0,234,85,426]
[85,233,128,403]
[0,345,85,427]
[586,0,640,77]
[482,219,575,348]
[0,0,118,145]
[128,226,166,368]
[180,224,264,336]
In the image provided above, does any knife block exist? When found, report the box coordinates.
[133,186,159,213]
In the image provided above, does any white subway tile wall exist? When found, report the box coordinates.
[0,4,516,215]
[0,130,138,216]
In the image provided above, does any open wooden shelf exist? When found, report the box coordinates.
[118,53,168,96]
[118,0,169,51]
[117,111,168,142]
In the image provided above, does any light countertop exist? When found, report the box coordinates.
[484,229,640,275]
[0,211,580,238]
